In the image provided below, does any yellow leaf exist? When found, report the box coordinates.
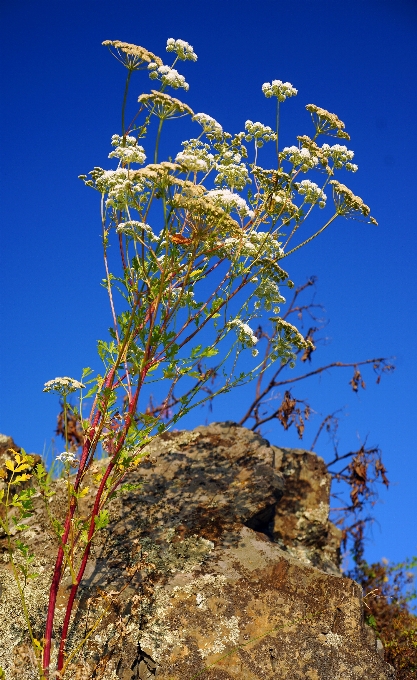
[15,464,31,473]
[5,460,15,472]
[78,486,90,498]
[0,489,4,502]
[190,268,204,278]
[14,474,31,483]
[14,453,22,464]
[147,361,161,373]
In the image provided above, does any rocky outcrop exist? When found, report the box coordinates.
[0,424,394,679]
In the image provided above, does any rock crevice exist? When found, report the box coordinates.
[0,424,394,679]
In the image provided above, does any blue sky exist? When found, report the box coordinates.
[0,0,416,571]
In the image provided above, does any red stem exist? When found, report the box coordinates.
[55,376,142,674]
[42,369,115,676]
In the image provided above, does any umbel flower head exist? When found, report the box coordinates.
[280,145,319,172]
[330,180,377,224]
[148,63,189,91]
[43,377,85,396]
[109,134,146,165]
[306,104,350,140]
[56,451,79,467]
[244,120,277,147]
[228,318,259,349]
[102,40,162,71]
[138,91,194,119]
[296,179,327,208]
[166,38,197,61]
[192,113,223,140]
[262,80,298,102]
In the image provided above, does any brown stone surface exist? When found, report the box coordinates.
[271,446,342,573]
[0,424,394,679]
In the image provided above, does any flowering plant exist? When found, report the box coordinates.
[0,37,376,678]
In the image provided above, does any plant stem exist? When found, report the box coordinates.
[154,118,163,163]
[276,100,280,168]
[63,395,68,453]
[121,70,132,137]
[55,379,143,672]
[281,213,338,258]
[42,367,116,676]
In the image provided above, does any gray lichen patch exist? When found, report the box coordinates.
[0,555,51,678]
[140,533,215,576]
[324,631,344,648]
[138,572,232,663]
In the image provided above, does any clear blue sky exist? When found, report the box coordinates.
[1,0,416,571]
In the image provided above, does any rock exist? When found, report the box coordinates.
[0,424,394,679]
[271,446,342,573]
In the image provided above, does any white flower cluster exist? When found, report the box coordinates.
[254,278,286,311]
[108,134,146,165]
[176,140,214,173]
[208,189,254,218]
[56,451,79,466]
[297,179,327,208]
[44,377,85,395]
[116,220,158,242]
[262,80,298,102]
[168,286,196,308]
[228,318,258,351]
[271,191,291,205]
[192,113,223,139]
[281,146,319,171]
[95,168,145,208]
[166,38,197,61]
[220,236,256,257]
[244,120,277,148]
[215,152,250,191]
[218,231,283,259]
[321,143,357,170]
[148,63,189,90]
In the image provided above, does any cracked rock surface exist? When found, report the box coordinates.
[0,424,394,679]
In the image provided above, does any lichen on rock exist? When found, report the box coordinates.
[0,426,395,679]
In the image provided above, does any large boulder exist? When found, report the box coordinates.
[0,424,394,679]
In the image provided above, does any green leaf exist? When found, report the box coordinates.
[34,463,47,480]
[52,518,64,538]
[366,614,377,629]
[84,385,98,399]
[15,541,27,557]
[109,481,143,500]
[190,344,202,359]
[94,509,109,531]
[199,347,219,358]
